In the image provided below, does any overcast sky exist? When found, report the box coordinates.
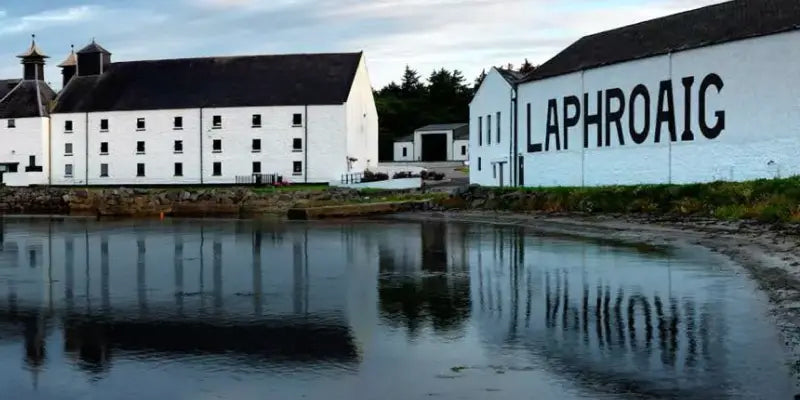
[0,0,724,89]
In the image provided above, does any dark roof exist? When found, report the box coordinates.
[53,52,363,113]
[416,123,468,132]
[395,134,414,143]
[496,68,523,84]
[18,41,48,59]
[58,50,77,67]
[0,80,56,118]
[77,41,110,54]
[523,0,800,82]
[0,79,20,99]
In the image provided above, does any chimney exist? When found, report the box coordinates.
[58,45,78,87]
[76,39,111,76]
[17,34,48,81]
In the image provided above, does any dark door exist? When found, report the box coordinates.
[518,156,524,186]
[421,134,448,162]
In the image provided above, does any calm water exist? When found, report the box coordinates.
[0,216,795,400]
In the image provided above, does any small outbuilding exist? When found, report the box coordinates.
[393,123,469,162]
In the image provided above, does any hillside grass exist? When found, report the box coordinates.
[481,176,800,223]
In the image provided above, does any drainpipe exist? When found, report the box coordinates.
[47,113,52,186]
[85,112,89,187]
[304,104,308,183]
[511,85,518,187]
[199,107,204,185]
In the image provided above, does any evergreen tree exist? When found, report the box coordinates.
[519,58,536,74]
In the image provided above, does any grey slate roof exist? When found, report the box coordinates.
[497,68,524,84]
[77,41,110,54]
[400,123,469,142]
[53,52,363,113]
[523,0,800,82]
[0,80,56,118]
[395,134,414,143]
[0,79,20,99]
[416,123,469,132]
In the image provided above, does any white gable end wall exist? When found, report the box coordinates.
[469,69,514,186]
[516,30,800,187]
[0,117,49,186]
[345,55,379,175]
[393,142,413,161]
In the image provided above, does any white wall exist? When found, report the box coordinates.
[393,142,413,161]
[469,68,514,186]
[515,30,800,187]
[50,113,87,185]
[332,177,422,190]
[345,55,380,174]
[413,130,452,161]
[0,117,49,186]
[452,139,468,161]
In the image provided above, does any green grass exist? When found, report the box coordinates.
[455,176,800,223]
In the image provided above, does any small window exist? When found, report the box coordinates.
[213,162,222,176]
[100,119,109,131]
[64,143,73,156]
[461,145,466,156]
[487,114,492,145]
[402,147,407,157]
[252,114,261,127]
[292,138,303,151]
[28,156,35,167]
[7,119,15,128]
[65,164,73,177]
[174,162,183,177]
[252,161,261,174]
[136,163,145,177]
[252,139,261,152]
[6,163,17,173]
[478,157,482,171]
[478,116,482,146]
[136,118,146,130]
[212,139,222,153]
[100,142,109,154]
[292,113,302,126]
[174,116,183,130]
[65,120,73,132]
[493,164,497,179]
[293,161,302,175]
[174,140,183,153]
[212,115,222,129]
[100,163,109,177]
[136,141,145,154]
[25,156,42,172]
[496,112,501,143]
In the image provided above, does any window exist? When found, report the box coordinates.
[65,120,73,132]
[212,115,222,129]
[212,139,222,153]
[7,119,15,128]
[28,156,35,167]
[293,161,302,175]
[292,138,303,152]
[136,118,146,130]
[252,114,261,127]
[136,141,145,154]
[174,162,183,177]
[64,143,73,156]
[478,116,482,146]
[174,140,183,153]
[137,163,145,177]
[174,116,183,130]
[213,162,222,176]
[493,163,497,179]
[65,164,73,177]
[292,113,303,126]
[100,119,109,131]
[252,139,261,152]
[100,163,109,177]
[461,145,467,156]
[252,161,261,174]
[478,157,482,171]
[402,147,407,157]
[100,142,109,155]
[487,114,492,145]
[497,112,501,143]
[25,155,42,172]
[5,163,17,173]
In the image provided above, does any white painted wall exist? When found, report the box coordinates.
[0,117,49,186]
[393,142,413,161]
[469,68,514,187]
[452,139,468,161]
[345,55,380,174]
[413,130,452,161]
[512,30,800,187]
[332,177,422,190]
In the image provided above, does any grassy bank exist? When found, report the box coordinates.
[453,176,800,223]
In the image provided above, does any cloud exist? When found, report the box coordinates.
[0,5,96,35]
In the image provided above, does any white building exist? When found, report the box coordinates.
[470,0,800,187]
[0,39,56,187]
[47,41,378,186]
[392,123,469,162]
[469,68,521,187]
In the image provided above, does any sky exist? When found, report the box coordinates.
[0,0,725,90]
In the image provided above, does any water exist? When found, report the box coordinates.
[0,216,795,400]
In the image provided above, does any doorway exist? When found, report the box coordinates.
[421,134,447,161]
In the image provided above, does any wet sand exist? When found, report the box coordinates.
[394,211,800,381]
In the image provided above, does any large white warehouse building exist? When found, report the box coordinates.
[470,0,800,187]
[0,39,378,186]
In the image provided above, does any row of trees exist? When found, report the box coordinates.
[375,60,536,160]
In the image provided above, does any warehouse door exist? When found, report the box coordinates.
[421,134,447,161]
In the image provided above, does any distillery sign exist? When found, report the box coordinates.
[527,73,725,153]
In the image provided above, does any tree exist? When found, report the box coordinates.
[473,69,487,89]
[519,58,536,74]
[400,66,425,98]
